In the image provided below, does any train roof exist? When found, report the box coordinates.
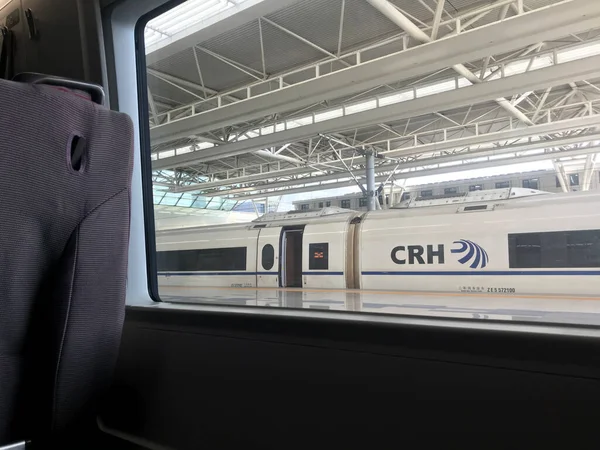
[364,188,600,220]
[156,207,358,235]
[395,187,549,209]
[156,189,600,235]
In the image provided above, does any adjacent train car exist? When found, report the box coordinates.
[156,188,600,296]
[156,208,360,289]
[358,188,600,296]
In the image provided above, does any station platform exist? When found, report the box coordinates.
[158,286,600,326]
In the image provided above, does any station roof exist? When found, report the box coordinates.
[146,0,600,210]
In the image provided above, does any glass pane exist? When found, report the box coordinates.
[141,0,600,325]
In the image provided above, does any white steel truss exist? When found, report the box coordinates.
[148,0,600,147]
[152,54,600,170]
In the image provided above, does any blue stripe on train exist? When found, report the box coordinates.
[361,271,600,276]
[158,272,276,276]
[303,271,344,276]
[157,271,344,276]
[159,271,600,277]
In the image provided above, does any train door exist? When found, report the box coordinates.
[280,226,304,288]
[256,226,280,288]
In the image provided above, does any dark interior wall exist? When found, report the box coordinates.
[103,307,600,450]
[2,0,104,84]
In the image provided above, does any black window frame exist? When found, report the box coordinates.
[309,243,329,270]
[469,184,483,192]
[444,187,458,195]
[508,230,600,269]
[300,204,309,211]
[495,181,510,189]
[157,247,248,272]
[522,178,539,190]
[570,173,580,186]
[261,244,275,271]
[420,190,433,198]
[341,199,351,209]
[359,197,368,208]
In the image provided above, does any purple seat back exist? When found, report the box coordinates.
[0,75,133,446]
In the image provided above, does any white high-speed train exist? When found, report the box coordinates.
[156,188,600,296]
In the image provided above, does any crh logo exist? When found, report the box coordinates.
[391,240,489,269]
[451,239,489,269]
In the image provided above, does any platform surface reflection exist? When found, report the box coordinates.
[157,286,600,326]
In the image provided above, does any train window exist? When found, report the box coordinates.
[570,174,580,186]
[463,205,488,212]
[131,0,600,325]
[157,248,248,272]
[522,178,539,189]
[509,230,600,268]
[309,243,329,270]
[262,245,275,271]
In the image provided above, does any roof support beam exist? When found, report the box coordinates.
[254,149,303,165]
[431,0,446,40]
[150,0,600,146]
[166,114,600,193]
[553,160,569,193]
[198,134,600,195]
[582,153,597,191]
[366,0,534,126]
[153,54,600,169]
[147,87,160,125]
[145,0,304,65]
[228,145,600,200]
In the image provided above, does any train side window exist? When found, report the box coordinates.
[309,243,329,270]
[569,174,580,186]
[554,174,579,188]
[157,248,247,272]
[566,230,600,267]
[522,178,539,189]
[420,190,433,198]
[495,181,510,189]
[359,198,367,207]
[444,187,458,195]
[341,199,351,209]
[509,230,600,268]
[469,184,483,191]
[508,233,541,268]
[262,245,275,271]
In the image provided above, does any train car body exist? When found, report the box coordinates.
[156,188,600,296]
[358,188,600,296]
[156,208,359,290]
